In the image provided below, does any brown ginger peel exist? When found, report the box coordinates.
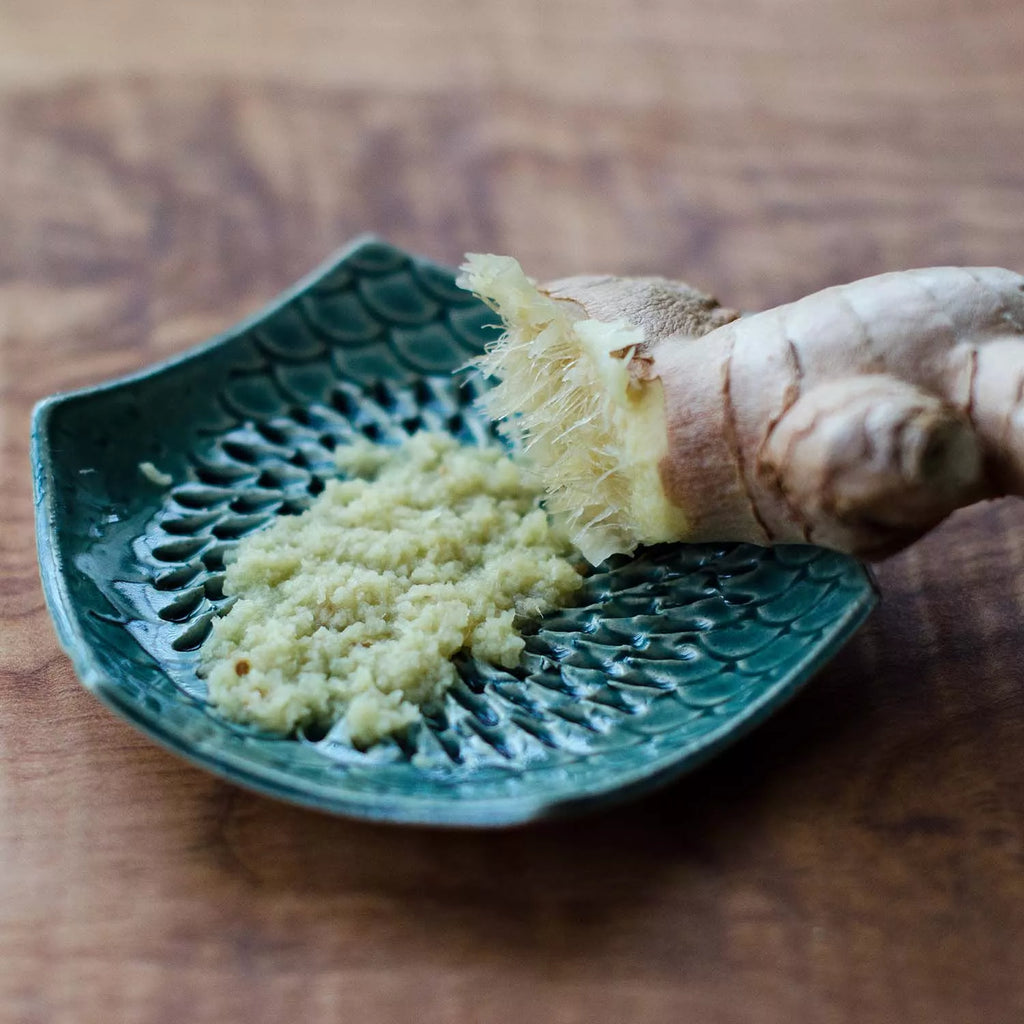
[459,255,1024,562]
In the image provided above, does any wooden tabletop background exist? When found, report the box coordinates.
[3,1,1024,1021]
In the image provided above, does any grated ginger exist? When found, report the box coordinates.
[199,432,584,745]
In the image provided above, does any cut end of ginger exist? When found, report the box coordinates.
[458,253,688,564]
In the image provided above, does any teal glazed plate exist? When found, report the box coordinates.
[32,238,878,827]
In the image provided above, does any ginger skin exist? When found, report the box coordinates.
[461,256,1024,561]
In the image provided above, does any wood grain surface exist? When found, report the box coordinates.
[2,2,1024,1021]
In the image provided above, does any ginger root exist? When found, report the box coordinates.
[459,254,1024,562]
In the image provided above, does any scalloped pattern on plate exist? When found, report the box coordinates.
[32,238,877,826]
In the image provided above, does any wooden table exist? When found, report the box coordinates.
[3,1,1023,1020]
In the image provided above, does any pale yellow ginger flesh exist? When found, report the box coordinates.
[138,461,173,487]
[200,433,583,745]
[458,253,687,564]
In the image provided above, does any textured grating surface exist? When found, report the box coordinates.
[33,239,877,825]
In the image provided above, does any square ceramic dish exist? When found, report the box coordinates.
[32,238,877,826]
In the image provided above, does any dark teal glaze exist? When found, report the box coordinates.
[32,237,878,826]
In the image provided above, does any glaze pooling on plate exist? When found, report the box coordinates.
[32,238,877,826]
